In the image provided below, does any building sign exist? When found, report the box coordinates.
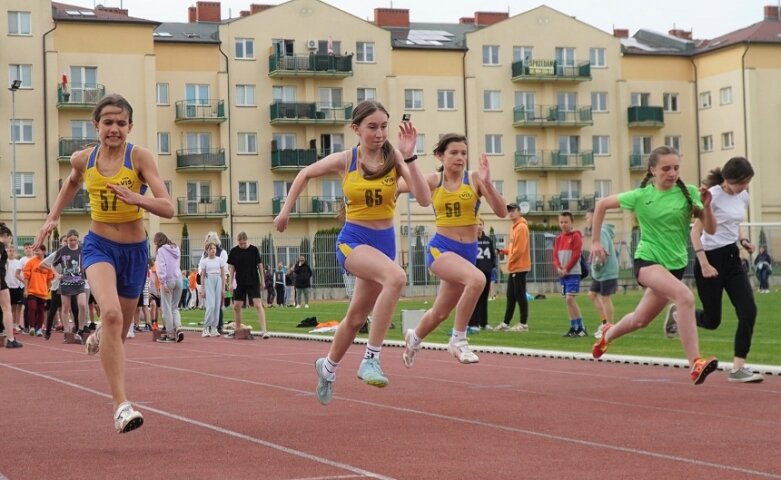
[528,59,555,75]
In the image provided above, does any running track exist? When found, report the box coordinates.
[1,333,779,480]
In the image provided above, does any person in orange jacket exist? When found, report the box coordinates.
[23,244,55,336]
[495,203,531,331]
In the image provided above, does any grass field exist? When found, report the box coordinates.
[178,290,781,366]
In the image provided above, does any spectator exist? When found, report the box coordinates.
[202,232,228,332]
[754,245,772,293]
[179,271,190,309]
[4,244,25,339]
[293,256,312,309]
[273,262,287,307]
[285,264,295,307]
[495,203,531,332]
[198,242,225,337]
[585,208,619,337]
[187,268,198,309]
[1,223,22,348]
[153,232,184,343]
[226,232,269,338]
[264,265,275,307]
[469,218,497,332]
[554,211,587,337]
[23,244,54,337]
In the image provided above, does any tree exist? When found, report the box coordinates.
[180,223,190,270]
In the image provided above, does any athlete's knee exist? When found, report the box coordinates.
[674,289,695,311]
[100,306,123,325]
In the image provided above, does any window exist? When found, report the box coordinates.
[560,180,581,200]
[592,136,609,156]
[272,85,296,103]
[512,46,533,62]
[184,132,210,152]
[70,120,96,140]
[163,181,171,195]
[555,47,575,71]
[235,85,256,106]
[273,181,296,213]
[491,180,504,195]
[437,90,455,110]
[720,87,732,105]
[415,134,426,154]
[559,135,580,154]
[483,90,501,111]
[515,91,535,109]
[11,173,34,197]
[185,181,211,215]
[664,135,682,152]
[701,135,713,152]
[10,119,33,143]
[157,132,170,155]
[721,131,734,149]
[9,65,32,88]
[699,91,711,109]
[663,93,679,112]
[272,133,296,150]
[591,92,608,112]
[356,42,374,62]
[482,45,500,65]
[235,38,255,59]
[404,89,423,109]
[357,88,376,103]
[238,181,258,203]
[156,83,169,105]
[238,132,257,154]
[317,39,341,56]
[320,180,343,213]
[556,92,577,111]
[632,136,652,155]
[594,179,611,200]
[70,66,98,103]
[320,133,343,157]
[630,92,650,107]
[517,180,539,202]
[589,48,606,68]
[8,11,31,35]
[318,87,343,108]
[485,135,502,154]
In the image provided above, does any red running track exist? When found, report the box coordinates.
[1,333,779,480]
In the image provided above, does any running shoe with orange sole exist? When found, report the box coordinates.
[591,322,614,359]
[690,356,718,385]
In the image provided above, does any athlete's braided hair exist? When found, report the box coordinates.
[640,146,702,218]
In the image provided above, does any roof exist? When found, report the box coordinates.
[621,29,695,56]
[387,22,481,51]
[697,18,781,53]
[52,2,158,26]
[153,22,220,44]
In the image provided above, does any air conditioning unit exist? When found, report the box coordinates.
[306,39,318,50]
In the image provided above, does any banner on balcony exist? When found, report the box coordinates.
[528,59,555,75]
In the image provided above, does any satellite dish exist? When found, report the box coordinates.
[519,201,531,214]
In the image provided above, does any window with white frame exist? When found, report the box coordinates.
[699,91,711,109]
[483,90,501,111]
[517,180,539,202]
[437,90,455,110]
[318,87,342,108]
[664,135,682,152]
[184,132,210,152]
[238,181,258,203]
[632,136,652,155]
[720,87,732,105]
[157,132,170,155]
[557,91,577,111]
[70,120,96,140]
[491,180,504,195]
[356,42,374,62]
[721,131,734,149]
[9,64,32,88]
[559,135,580,154]
[238,132,257,154]
[594,179,611,199]
[663,93,679,112]
[156,83,169,105]
[185,181,211,214]
[592,136,609,156]
[163,181,171,195]
[485,135,502,154]
[273,181,295,213]
[591,92,608,112]
[560,180,581,200]
[701,135,713,152]
[404,89,423,109]
[320,133,343,157]
[320,180,343,213]
[11,173,33,197]
[589,48,606,68]
[555,47,575,69]
[515,91,535,109]
[8,11,31,35]
[235,84,256,106]
[512,46,533,62]
[70,66,98,103]
[272,133,296,150]
[415,134,426,154]
[235,38,255,59]
[357,88,376,103]
[630,92,650,107]
[482,45,500,65]
[10,119,33,143]
[272,85,296,103]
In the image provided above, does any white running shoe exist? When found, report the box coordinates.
[85,325,101,356]
[402,329,421,368]
[114,401,144,433]
[494,323,510,331]
[209,326,220,337]
[448,340,479,364]
[126,328,135,339]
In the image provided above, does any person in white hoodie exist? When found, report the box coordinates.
[153,232,184,342]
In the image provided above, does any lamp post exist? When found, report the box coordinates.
[9,79,21,246]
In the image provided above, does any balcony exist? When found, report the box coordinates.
[514,150,595,171]
[174,100,227,123]
[57,83,106,109]
[271,148,318,170]
[627,106,664,128]
[176,149,227,171]
[515,194,597,216]
[62,190,91,214]
[271,196,343,218]
[513,105,593,128]
[268,53,353,78]
[176,196,228,218]
[629,153,648,171]
[269,102,353,125]
[511,60,591,82]
[58,137,97,162]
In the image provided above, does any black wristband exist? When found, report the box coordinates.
[404,155,417,163]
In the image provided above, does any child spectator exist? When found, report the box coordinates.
[585,208,619,337]
[553,211,587,337]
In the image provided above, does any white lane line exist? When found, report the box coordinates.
[0,362,393,480]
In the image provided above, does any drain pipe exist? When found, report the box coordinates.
[42,22,58,222]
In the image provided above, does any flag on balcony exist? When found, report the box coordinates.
[327,36,334,56]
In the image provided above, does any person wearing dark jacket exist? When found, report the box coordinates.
[293,256,312,308]
[468,219,496,330]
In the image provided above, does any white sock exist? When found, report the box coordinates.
[363,344,381,360]
[321,357,338,381]
[451,329,467,343]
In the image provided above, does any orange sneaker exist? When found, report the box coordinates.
[690,356,718,385]
[591,322,613,359]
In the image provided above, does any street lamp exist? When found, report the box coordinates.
[9,79,21,246]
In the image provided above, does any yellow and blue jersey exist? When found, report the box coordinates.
[431,171,480,227]
[342,147,397,221]
[84,142,147,223]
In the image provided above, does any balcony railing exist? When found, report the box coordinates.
[57,83,106,108]
[175,148,227,170]
[513,105,593,127]
[62,190,91,214]
[514,150,595,171]
[175,100,227,123]
[271,196,344,218]
[271,148,318,170]
[58,137,97,161]
[629,153,648,171]
[511,60,591,82]
[514,194,597,215]
[269,102,353,124]
[268,53,353,77]
[176,196,227,218]
[627,106,664,127]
